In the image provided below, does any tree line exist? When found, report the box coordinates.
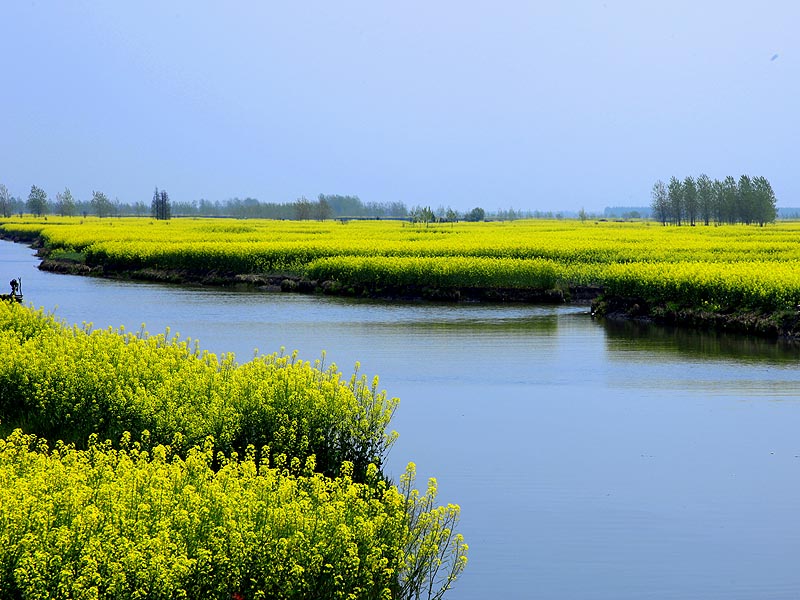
[0,184,173,220]
[0,185,504,222]
[0,187,407,220]
[651,175,777,226]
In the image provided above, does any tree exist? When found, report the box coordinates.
[696,174,713,226]
[710,178,724,224]
[0,184,11,218]
[465,207,485,222]
[133,201,148,217]
[650,180,669,225]
[27,185,49,217]
[55,188,76,217]
[151,187,172,220]
[752,176,777,226]
[91,190,113,218]
[318,194,364,217]
[720,176,738,224]
[667,177,683,225]
[408,205,435,223]
[737,175,756,225]
[314,196,332,220]
[294,196,313,220]
[683,176,698,226]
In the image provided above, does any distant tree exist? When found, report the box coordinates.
[445,207,460,222]
[171,199,198,216]
[696,174,713,226]
[667,177,683,225]
[752,176,777,226]
[720,176,738,224]
[133,201,148,217]
[197,198,220,216]
[737,175,756,225]
[319,194,364,217]
[683,176,698,226]
[711,179,724,224]
[650,180,669,225]
[55,188,76,217]
[161,191,171,220]
[27,185,49,217]
[0,184,11,218]
[409,205,436,223]
[151,187,172,220]
[578,207,589,223]
[465,206,485,222]
[294,196,313,220]
[387,201,408,217]
[314,196,332,220]
[91,190,113,218]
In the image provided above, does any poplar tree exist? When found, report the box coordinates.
[667,176,683,225]
[0,184,11,218]
[683,176,698,226]
[151,187,172,220]
[650,180,669,225]
[752,176,777,226]
[27,185,49,217]
[91,191,113,218]
[696,174,713,226]
[55,188,76,216]
[720,176,738,224]
[737,175,755,225]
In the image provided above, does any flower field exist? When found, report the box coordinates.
[2,216,800,596]
[4,216,800,315]
[0,302,467,599]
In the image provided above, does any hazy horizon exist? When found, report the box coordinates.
[2,1,797,213]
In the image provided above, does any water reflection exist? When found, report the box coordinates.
[603,317,800,364]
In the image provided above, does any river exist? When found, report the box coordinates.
[4,238,800,599]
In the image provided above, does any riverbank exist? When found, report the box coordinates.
[4,217,800,342]
[5,229,800,600]
[37,252,602,303]
[592,294,800,341]
[33,249,800,341]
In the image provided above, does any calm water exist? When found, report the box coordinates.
[4,239,800,599]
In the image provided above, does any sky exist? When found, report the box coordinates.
[1,1,797,213]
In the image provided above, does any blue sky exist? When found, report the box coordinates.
[1,1,797,212]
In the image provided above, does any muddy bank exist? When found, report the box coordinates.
[592,295,800,341]
[38,255,601,304]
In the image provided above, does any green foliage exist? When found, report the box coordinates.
[91,191,114,219]
[654,174,777,226]
[151,187,171,221]
[1,184,14,218]
[464,207,485,222]
[0,430,467,600]
[26,185,49,217]
[0,304,397,481]
[0,304,467,598]
[55,188,77,217]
